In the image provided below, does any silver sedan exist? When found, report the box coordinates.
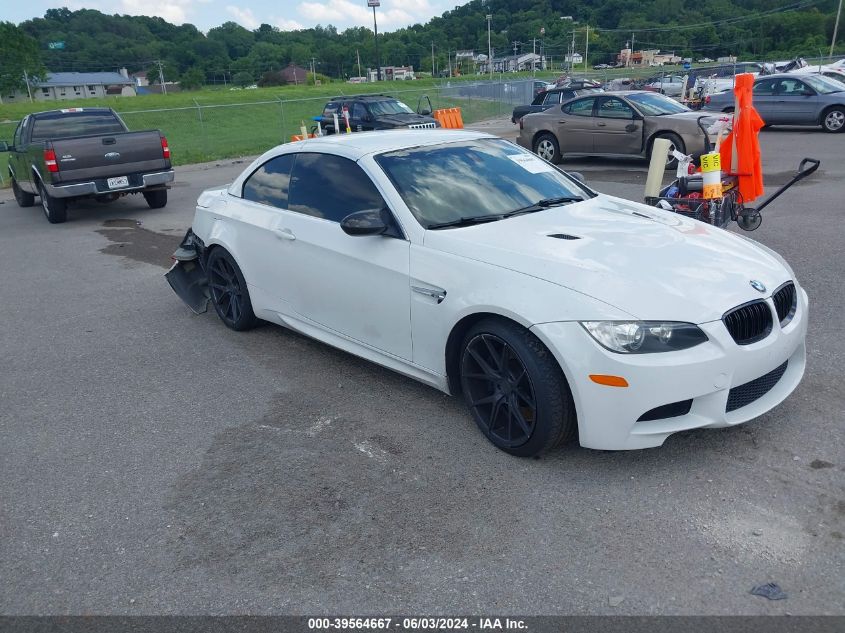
[703,72,845,133]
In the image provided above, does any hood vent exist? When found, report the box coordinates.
[548,233,581,240]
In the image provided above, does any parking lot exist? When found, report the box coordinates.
[0,123,843,615]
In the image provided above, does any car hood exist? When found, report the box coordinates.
[423,195,793,323]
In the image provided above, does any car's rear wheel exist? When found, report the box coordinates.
[822,107,845,133]
[459,319,576,457]
[650,132,686,169]
[37,180,67,224]
[206,248,259,331]
[143,189,168,208]
[533,133,561,164]
[12,178,35,208]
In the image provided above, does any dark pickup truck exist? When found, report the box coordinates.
[1,107,174,223]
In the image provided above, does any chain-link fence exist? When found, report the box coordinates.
[1,79,536,186]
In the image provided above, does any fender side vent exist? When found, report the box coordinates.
[548,233,580,240]
[637,399,693,422]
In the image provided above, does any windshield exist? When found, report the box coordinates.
[368,100,414,115]
[374,138,589,229]
[802,74,844,94]
[626,92,691,115]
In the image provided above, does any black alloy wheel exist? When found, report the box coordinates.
[207,249,258,331]
[459,319,577,456]
[461,332,538,450]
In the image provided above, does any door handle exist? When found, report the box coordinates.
[596,122,607,127]
[272,227,296,241]
[557,120,567,124]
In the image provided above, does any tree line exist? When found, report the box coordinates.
[1,0,841,96]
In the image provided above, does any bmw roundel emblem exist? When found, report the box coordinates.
[750,280,766,293]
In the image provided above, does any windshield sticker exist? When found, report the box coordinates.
[507,153,556,174]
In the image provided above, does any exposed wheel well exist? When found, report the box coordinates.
[445,312,529,395]
[531,129,555,148]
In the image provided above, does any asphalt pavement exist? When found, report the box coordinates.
[0,121,843,615]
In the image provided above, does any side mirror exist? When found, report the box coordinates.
[0,141,10,152]
[802,90,815,97]
[568,171,586,184]
[419,108,432,116]
[341,208,388,236]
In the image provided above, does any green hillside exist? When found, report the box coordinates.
[11,0,844,86]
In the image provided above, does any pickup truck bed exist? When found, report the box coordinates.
[3,107,174,224]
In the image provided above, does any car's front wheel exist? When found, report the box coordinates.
[650,132,686,169]
[459,319,577,457]
[533,133,561,164]
[206,248,259,331]
[822,107,845,133]
[12,178,35,208]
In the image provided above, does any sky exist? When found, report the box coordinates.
[7,1,462,33]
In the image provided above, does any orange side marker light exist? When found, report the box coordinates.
[589,375,629,387]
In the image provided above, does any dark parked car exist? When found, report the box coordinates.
[511,86,604,123]
[703,73,845,132]
[1,107,173,224]
[319,95,438,133]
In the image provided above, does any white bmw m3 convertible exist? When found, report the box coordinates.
[167,130,807,457]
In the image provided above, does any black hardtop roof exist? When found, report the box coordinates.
[328,94,397,102]
[32,107,116,119]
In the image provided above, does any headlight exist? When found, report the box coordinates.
[580,321,708,353]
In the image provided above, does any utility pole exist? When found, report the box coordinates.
[357,49,362,79]
[156,60,167,95]
[571,31,576,72]
[310,57,317,84]
[431,41,435,76]
[832,0,843,57]
[22,69,33,102]
[630,32,635,68]
[532,38,536,77]
[584,26,589,73]
[371,1,381,81]
[512,41,518,56]
[448,50,452,77]
[486,14,493,79]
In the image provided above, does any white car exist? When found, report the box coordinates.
[167,130,807,456]
[646,76,686,97]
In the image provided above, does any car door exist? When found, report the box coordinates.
[774,78,819,124]
[10,116,36,194]
[592,96,642,155]
[557,96,598,153]
[350,101,371,131]
[752,78,781,123]
[269,152,412,359]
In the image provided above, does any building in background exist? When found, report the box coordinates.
[366,66,415,81]
[3,71,137,102]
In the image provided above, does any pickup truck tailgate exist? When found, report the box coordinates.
[52,131,169,182]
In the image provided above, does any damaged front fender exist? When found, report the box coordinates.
[165,229,209,314]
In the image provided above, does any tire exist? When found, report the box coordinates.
[206,247,259,331]
[12,178,35,208]
[459,318,577,457]
[143,189,168,209]
[37,180,67,224]
[650,132,686,169]
[821,107,845,133]
[533,132,561,164]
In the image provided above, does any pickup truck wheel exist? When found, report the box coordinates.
[206,248,259,331]
[12,179,35,208]
[143,189,168,209]
[37,180,67,224]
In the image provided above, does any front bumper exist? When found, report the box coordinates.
[531,286,808,450]
[46,170,175,198]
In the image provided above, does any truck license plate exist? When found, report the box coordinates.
[107,176,129,189]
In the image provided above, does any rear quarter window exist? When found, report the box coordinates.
[30,112,126,142]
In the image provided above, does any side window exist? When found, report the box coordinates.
[288,153,386,223]
[542,91,560,105]
[13,120,24,147]
[596,97,635,119]
[753,79,778,95]
[352,102,368,119]
[322,102,340,117]
[242,154,295,209]
[777,79,809,95]
[563,97,595,116]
